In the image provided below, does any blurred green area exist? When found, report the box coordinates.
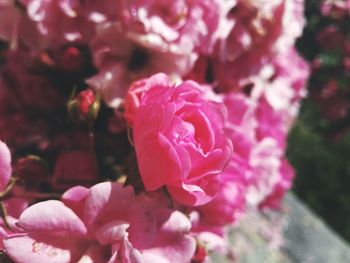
[287,100,350,242]
[287,0,350,242]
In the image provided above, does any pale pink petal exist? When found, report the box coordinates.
[141,210,196,263]
[83,182,135,229]
[18,200,87,236]
[4,233,88,263]
[167,179,219,206]
[62,186,89,217]
[0,140,12,191]
[95,220,130,245]
[110,239,144,263]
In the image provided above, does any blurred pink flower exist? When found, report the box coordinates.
[213,0,305,91]
[254,48,309,149]
[120,0,223,55]
[259,159,295,209]
[0,0,41,49]
[195,162,246,226]
[222,92,291,207]
[87,22,197,106]
[19,0,96,49]
[124,73,232,206]
[321,0,350,19]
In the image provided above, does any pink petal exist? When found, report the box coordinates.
[141,210,196,263]
[167,179,219,206]
[134,104,183,190]
[62,185,89,217]
[127,195,158,250]
[18,200,87,236]
[95,220,130,245]
[0,141,12,191]
[83,182,135,229]
[137,132,182,190]
[4,233,88,263]
[110,239,144,263]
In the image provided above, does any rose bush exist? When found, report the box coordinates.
[0,0,310,261]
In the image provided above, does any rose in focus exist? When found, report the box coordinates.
[124,73,232,206]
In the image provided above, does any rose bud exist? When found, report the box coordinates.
[67,89,100,123]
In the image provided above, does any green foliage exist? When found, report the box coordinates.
[287,99,350,242]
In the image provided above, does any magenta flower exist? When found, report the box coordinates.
[124,73,232,206]
[4,182,196,263]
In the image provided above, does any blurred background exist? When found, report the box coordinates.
[288,0,350,242]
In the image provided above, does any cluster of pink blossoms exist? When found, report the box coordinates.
[0,0,309,262]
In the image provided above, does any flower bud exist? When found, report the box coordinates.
[67,89,100,123]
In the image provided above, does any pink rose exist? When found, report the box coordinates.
[124,73,232,206]
[4,182,196,263]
